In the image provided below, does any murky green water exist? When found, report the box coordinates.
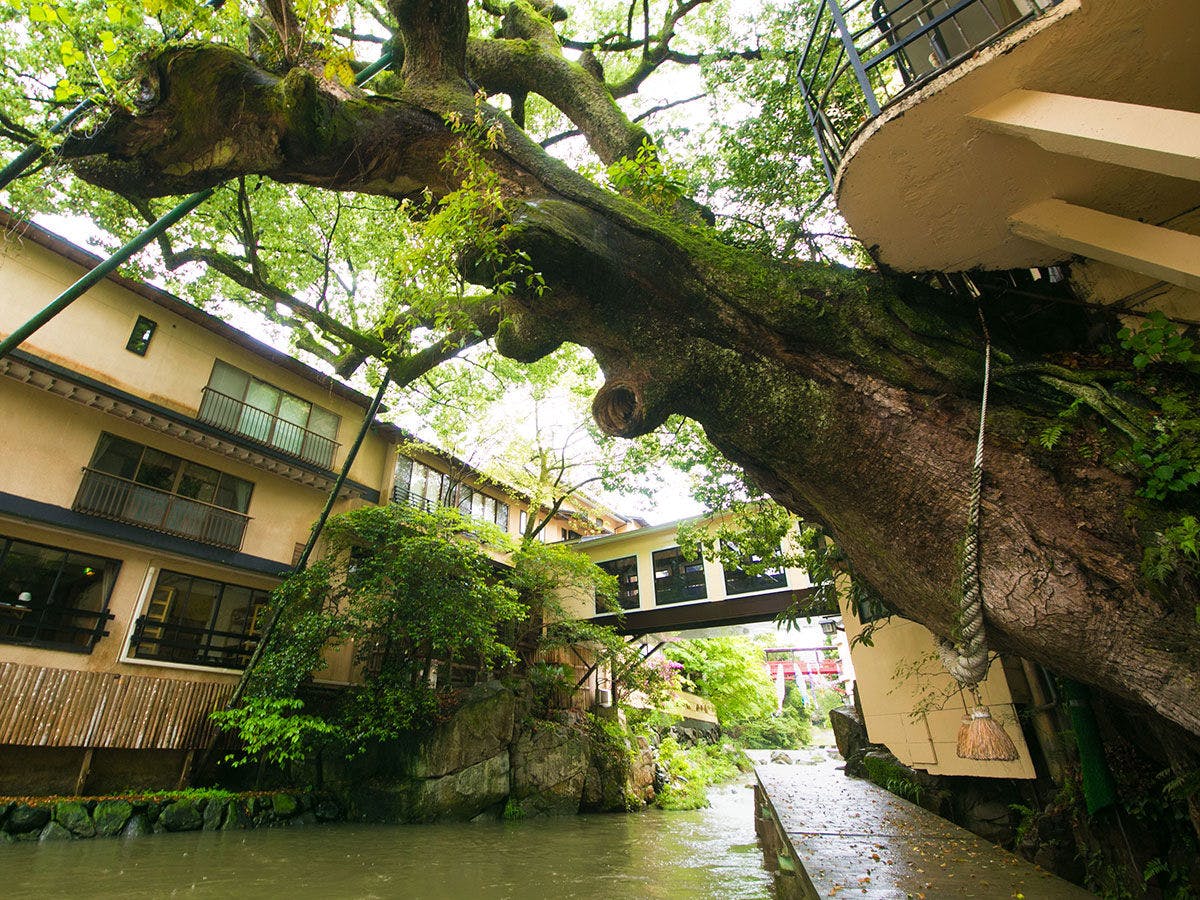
[4,777,771,899]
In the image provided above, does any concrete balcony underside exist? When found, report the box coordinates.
[834,0,1200,278]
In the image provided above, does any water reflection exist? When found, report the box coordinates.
[6,777,770,899]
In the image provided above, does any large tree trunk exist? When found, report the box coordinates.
[60,31,1198,741]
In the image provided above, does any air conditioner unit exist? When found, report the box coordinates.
[596,687,613,707]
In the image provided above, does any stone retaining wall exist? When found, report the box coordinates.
[0,790,342,843]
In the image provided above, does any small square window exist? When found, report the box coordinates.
[126,315,157,356]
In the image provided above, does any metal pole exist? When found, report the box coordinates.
[225,374,390,710]
[0,99,94,191]
[827,0,881,117]
[0,187,215,359]
[0,50,392,362]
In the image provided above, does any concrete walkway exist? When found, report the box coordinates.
[752,751,1094,898]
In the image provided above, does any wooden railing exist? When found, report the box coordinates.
[198,387,339,468]
[73,467,250,550]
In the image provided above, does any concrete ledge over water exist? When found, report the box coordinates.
[754,755,1094,898]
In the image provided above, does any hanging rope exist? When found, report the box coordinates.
[937,311,1019,761]
[937,326,992,691]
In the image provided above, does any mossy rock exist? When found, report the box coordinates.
[201,797,226,831]
[7,805,51,834]
[39,820,75,842]
[93,800,134,837]
[122,813,152,838]
[288,811,318,827]
[271,793,299,817]
[221,799,252,830]
[54,800,95,837]
[158,799,202,832]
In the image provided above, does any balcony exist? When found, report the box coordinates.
[391,484,442,514]
[73,467,251,551]
[127,615,259,670]
[798,0,1061,184]
[198,386,340,469]
[0,603,113,652]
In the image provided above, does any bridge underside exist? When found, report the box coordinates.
[591,587,825,637]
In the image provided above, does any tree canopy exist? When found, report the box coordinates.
[1,0,1197,749]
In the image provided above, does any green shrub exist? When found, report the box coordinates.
[653,737,751,811]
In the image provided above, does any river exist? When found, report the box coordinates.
[4,775,771,899]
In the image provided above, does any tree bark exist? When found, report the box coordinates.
[59,41,1199,741]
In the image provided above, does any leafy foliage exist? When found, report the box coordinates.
[653,735,750,811]
[217,503,526,767]
[209,697,338,771]
[604,139,687,213]
[664,637,775,727]
[1118,312,1199,373]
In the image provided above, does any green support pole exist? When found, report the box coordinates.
[1059,677,1118,814]
[0,50,392,362]
[225,375,390,710]
[0,99,94,191]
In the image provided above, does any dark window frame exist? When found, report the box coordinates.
[125,315,157,356]
[0,535,120,653]
[74,434,255,551]
[198,360,342,467]
[596,555,640,613]
[652,546,708,606]
[88,433,254,514]
[128,569,271,670]
[722,545,788,597]
[393,456,511,531]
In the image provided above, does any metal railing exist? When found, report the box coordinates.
[73,467,250,550]
[0,603,113,652]
[797,0,1060,184]
[391,485,442,513]
[197,387,340,469]
[128,615,260,670]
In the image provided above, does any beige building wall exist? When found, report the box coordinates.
[1,233,390,489]
[0,216,639,786]
[564,513,811,619]
[840,591,1036,779]
[0,222,397,746]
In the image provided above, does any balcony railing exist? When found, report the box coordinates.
[391,485,442,513]
[798,0,1060,184]
[73,468,250,551]
[0,603,113,652]
[128,615,260,670]
[197,387,340,469]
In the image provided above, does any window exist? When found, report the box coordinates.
[856,593,891,624]
[564,529,583,542]
[128,570,271,669]
[653,546,707,605]
[198,361,341,467]
[723,546,787,596]
[596,555,639,613]
[125,315,157,356]
[74,433,253,550]
[0,536,119,652]
[392,456,511,531]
